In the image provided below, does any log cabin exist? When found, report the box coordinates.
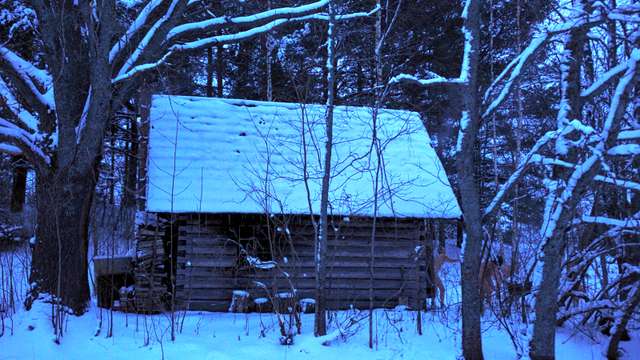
[133,95,461,313]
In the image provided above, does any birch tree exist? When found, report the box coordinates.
[0,0,340,314]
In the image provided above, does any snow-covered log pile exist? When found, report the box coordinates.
[134,213,170,313]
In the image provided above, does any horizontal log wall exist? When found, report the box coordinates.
[172,213,438,312]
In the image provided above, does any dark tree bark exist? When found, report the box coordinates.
[217,44,224,97]
[122,116,138,210]
[10,156,27,213]
[29,165,98,314]
[606,281,640,359]
[22,0,117,314]
[121,115,139,245]
[108,123,117,205]
[206,47,214,97]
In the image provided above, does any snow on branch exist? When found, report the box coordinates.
[114,18,297,82]
[292,5,380,21]
[167,6,373,51]
[533,155,640,192]
[578,216,640,228]
[0,51,55,163]
[0,143,21,155]
[608,144,640,156]
[0,46,51,89]
[388,73,464,87]
[483,128,562,219]
[608,13,640,22]
[618,129,640,140]
[538,47,640,237]
[581,61,629,99]
[245,256,277,270]
[0,46,55,112]
[390,0,474,89]
[116,0,182,78]
[0,76,38,132]
[114,3,374,84]
[593,174,640,192]
[608,5,640,23]
[109,0,165,64]
[483,116,608,220]
[541,48,640,231]
[601,49,640,140]
[167,0,330,41]
[482,9,606,118]
[623,263,640,276]
[557,300,617,324]
[74,86,93,144]
[482,35,548,119]
[542,154,600,239]
[0,117,50,168]
[396,3,605,106]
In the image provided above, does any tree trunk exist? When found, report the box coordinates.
[28,167,97,315]
[216,44,224,97]
[108,123,116,205]
[265,0,273,102]
[457,1,483,359]
[122,115,139,246]
[529,232,565,360]
[459,159,484,360]
[368,0,383,348]
[122,116,138,210]
[606,274,640,359]
[530,14,587,358]
[10,156,27,213]
[315,1,336,337]
[206,47,214,97]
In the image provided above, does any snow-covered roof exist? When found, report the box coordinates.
[146,95,461,219]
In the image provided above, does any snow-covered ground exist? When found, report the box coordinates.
[3,300,637,360]
[1,258,638,360]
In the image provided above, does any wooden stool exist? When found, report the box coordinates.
[299,298,315,314]
[275,292,296,314]
[254,297,271,313]
[229,290,250,312]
